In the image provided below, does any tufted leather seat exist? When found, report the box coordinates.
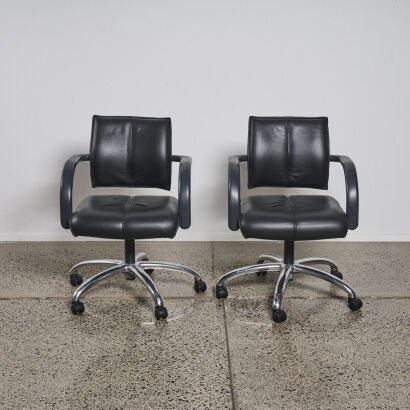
[240,195,347,241]
[70,195,179,240]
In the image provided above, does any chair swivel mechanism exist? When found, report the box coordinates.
[60,116,206,319]
[216,116,363,322]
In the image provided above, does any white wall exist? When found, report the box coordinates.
[1,0,409,241]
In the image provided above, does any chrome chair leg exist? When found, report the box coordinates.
[215,250,362,323]
[294,264,356,299]
[256,254,283,277]
[257,254,283,263]
[272,265,294,322]
[72,264,127,302]
[139,261,200,280]
[69,259,123,286]
[272,265,293,310]
[135,252,147,261]
[71,264,127,314]
[70,259,123,273]
[216,263,283,299]
[69,251,207,319]
[123,252,149,280]
[128,265,168,319]
[138,261,207,293]
[128,265,164,307]
[293,263,363,314]
[69,259,123,285]
[294,257,341,278]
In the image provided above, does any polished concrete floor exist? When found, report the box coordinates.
[0,241,409,409]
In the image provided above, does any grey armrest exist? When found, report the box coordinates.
[228,155,247,231]
[172,155,191,229]
[60,154,90,229]
[330,155,359,230]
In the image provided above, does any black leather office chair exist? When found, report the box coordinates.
[216,116,362,322]
[60,116,206,319]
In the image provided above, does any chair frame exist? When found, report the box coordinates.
[60,154,206,320]
[216,155,363,323]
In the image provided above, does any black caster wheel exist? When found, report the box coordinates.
[256,260,267,277]
[141,257,154,274]
[194,279,207,293]
[70,272,83,286]
[331,268,343,280]
[155,306,168,320]
[215,285,228,299]
[124,271,135,280]
[348,297,363,311]
[272,308,287,323]
[71,301,85,315]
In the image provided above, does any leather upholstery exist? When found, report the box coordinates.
[60,116,192,239]
[228,117,358,241]
[248,117,329,189]
[70,195,178,240]
[240,195,347,241]
[90,116,172,189]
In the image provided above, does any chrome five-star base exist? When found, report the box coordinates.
[215,241,362,323]
[69,240,207,320]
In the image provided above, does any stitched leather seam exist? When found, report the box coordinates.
[287,196,296,240]
[324,122,330,189]
[122,197,132,239]
[128,120,133,185]
[286,119,291,187]
[90,120,96,186]
[168,120,172,190]
[247,118,253,188]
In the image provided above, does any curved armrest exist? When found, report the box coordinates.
[228,155,247,231]
[60,154,90,229]
[330,155,359,230]
[172,155,191,229]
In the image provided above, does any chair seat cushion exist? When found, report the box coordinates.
[240,195,347,241]
[70,195,178,240]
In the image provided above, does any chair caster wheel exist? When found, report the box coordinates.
[194,279,207,293]
[155,306,168,320]
[272,308,287,323]
[141,258,154,274]
[70,273,83,286]
[331,268,343,280]
[71,301,84,315]
[348,297,363,311]
[215,285,228,299]
[256,260,267,276]
[124,271,135,280]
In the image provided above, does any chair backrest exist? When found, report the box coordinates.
[90,115,172,189]
[247,116,330,189]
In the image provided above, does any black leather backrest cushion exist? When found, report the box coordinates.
[248,116,330,189]
[90,116,172,189]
